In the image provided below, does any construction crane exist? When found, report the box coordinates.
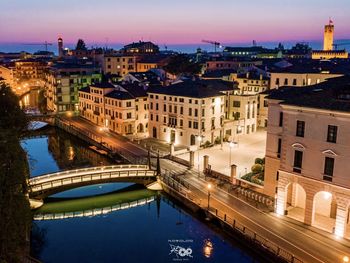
[23,41,53,52]
[332,42,350,50]
[202,40,222,53]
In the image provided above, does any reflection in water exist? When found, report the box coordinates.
[34,186,157,221]
[203,239,214,258]
[20,89,40,109]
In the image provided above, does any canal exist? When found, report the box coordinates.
[22,127,262,263]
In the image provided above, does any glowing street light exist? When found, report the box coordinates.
[207,183,212,210]
[344,256,349,263]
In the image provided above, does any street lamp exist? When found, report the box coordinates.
[229,141,234,166]
[196,135,204,177]
[207,183,212,210]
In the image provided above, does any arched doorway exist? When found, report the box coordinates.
[190,134,196,146]
[285,183,306,223]
[312,191,336,233]
[137,123,144,133]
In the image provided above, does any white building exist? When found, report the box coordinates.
[147,80,232,147]
[264,76,350,239]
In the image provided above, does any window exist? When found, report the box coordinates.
[293,150,303,173]
[127,112,132,119]
[180,119,183,127]
[193,122,198,129]
[202,109,205,117]
[293,79,297,85]
[284,78,288,85]
[277,138,282,158]
[233,101,240,107]
[194,109,198,117]
[296,120,305,137]
[279,112,283,127]
[180,107,183,115]
[189,108,192,116]
[323,157,334,181]
[327,125,337,143]
[156,103,158,110]
[263,100,268,107]
[126,101,132,107]
[188,121,192,128]
[163,104,166,112]
[150,102,153,110]
[275,78,280,85]
[169,105,172,113]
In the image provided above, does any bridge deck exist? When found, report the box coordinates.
[29,165,156,194]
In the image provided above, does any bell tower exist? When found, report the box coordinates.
[323,19,334,51]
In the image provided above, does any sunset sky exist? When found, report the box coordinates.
[1,0,349,45]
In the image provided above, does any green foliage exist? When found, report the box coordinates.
[163,54,201,76]
[251,164,263,174]
[203,140,212,148]
[75,39,87,51]
[214,136,221,145]
[254,157,264,165]
[0,82,31,262]
[0,82,29,137]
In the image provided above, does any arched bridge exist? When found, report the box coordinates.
[28,164,158,199]
[27,113,57,125]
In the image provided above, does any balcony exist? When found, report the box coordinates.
[168,123,176,128]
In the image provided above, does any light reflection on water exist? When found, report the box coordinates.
[25,129,260,263]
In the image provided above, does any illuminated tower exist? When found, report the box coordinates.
[58,37,64,58]
[323,20,334,51]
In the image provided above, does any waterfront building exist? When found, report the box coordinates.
[264,76,350,238]
[79,82,148,136]
[147,79,232,147]
[0,63,15,87]
[46,62,101,113]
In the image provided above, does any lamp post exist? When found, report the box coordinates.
[196,135,204,177]
[207,183,212,210]
[229,141,234,166]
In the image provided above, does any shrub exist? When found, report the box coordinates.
[254,158,264,165]
[251,164,263,174]
[214,137,221,145]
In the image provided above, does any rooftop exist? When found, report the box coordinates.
[149,79,235,98]
[267,75,350,112]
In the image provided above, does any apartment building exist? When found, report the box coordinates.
[270,62,344,89]
[147,80,228,147]
[79,82,148,136]
[264,76,350,239]
[46,62,101,113]
[136,54,170,72]
[230,72,269,95]
[103,54,137,77]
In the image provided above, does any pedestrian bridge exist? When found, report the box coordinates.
[28,164,158,199]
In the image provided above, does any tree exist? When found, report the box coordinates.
[0,82,31,262]
[163,54,201,76]
[75,39,87,51]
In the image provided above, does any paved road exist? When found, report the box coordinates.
[63,116,350,263]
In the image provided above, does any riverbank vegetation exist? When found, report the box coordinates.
[0,82,32,262]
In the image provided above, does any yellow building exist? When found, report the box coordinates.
[323,21,334,51]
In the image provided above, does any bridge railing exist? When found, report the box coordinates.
[29,164,149,184]
[30,168,157,193]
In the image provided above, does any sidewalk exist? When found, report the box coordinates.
[168,168,350,263]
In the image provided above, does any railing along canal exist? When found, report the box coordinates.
[159,173,303,263]
[29,165,156,193]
